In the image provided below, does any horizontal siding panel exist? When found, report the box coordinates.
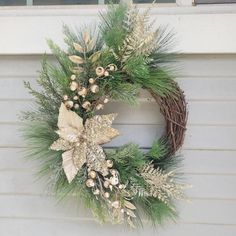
[0,195,235,224]
[183,150,236,174]
[179,55,236,77]
[183,126,236,150]
[0,148,32,170]
[0,220,235,236]
[181,199,236,224]
[1,171,236,200]
[0,195,88,219]
[187,101,236,125]
[0,171,41,195]
[179,77,236,101]
[0,101,34,123]
[1,100,236,126]
[187,174,236,199]
[0,56,42,77]
[134,224,236,236]
[0,78,34,100]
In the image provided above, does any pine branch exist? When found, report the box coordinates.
[146,139,169,160]
[47,39,74,76]
[108,81,141,105]
[134,197,178,226]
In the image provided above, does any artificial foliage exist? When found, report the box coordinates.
[21,4,188,228]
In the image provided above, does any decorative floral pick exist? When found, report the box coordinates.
[50,103,119,183]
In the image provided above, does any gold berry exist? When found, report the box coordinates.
[82,101,91,110]
[63,95,68,101]
[78,87,88,97]
[95,67,105,77]
[89,78,95,84]
[103,180,110,188]
[90,84,99,93]
[104,71,109,77]
[110,176,119,186]
[107,64,117,72]
[73,96,78,100]
[65,100,73,109]
[106,160,113,168]
[110,169,117,176]
[86,179,95,188]
[103,98,109,104]
[93,189,100,195]
[70,81,78,91]
[96,104,104,111]
[88,171,97,179]
[74,104,79,109]
[104,192,110,198]
[118,184,124,189]
[70,74,76,80]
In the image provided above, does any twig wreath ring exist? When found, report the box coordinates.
[21,5,188,228]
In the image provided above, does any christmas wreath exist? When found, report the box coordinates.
[21,4,188,228]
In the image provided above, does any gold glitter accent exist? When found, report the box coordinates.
[86,143,109,176]
[50,103,119,183]
[50,138,73,151]
[85,114,119,145]
[140,164,186,205]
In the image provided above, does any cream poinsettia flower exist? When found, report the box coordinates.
[50,103,119,183]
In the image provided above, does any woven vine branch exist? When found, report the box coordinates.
[150,82,187,158]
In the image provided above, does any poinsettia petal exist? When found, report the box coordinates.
[85,113,119,145]
[62,149,78,183]
[73,142,87,171]
[56,128,79,143]
[62,143,87,184]
[50,138,73,151]
[58,103,84,138]
[86,144,109,176]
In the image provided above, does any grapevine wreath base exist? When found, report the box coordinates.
[22,4,188,228]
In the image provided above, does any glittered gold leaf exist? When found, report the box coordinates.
[83,31,90,44]
[85,113,119,145]
[69,55,84,64]
[70,66,84,74]
[124,200,136,210]
[73,42,84,53]
[87,39,95,52]
[89,51,101,64]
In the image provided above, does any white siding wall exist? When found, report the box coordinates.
[0,54,236,236]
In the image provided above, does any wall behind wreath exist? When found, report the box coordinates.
[0,4,236,236]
